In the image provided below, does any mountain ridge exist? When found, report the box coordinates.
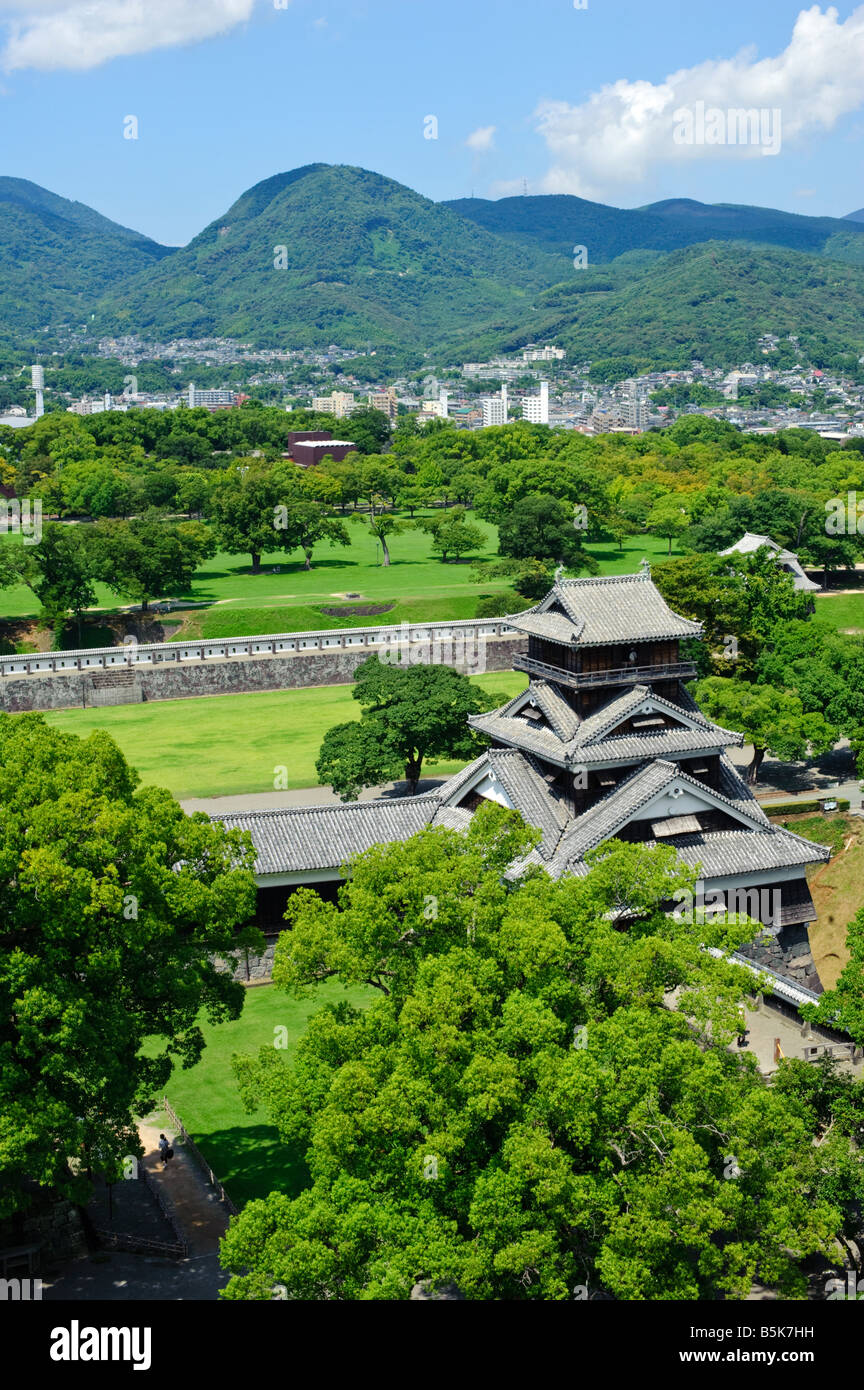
[445,191,864,266]
[91,163,567,349]
[3,165,864,367]
[0,176,172,338]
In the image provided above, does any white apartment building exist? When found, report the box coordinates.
[188,385,236,408]
[522,380,550,424]
[421,392,449,419]
[624,394,648,430]
[312,391,356,418]
[521,345,566,362]
[482,385,509,427]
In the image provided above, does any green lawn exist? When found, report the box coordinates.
[0,516,671,632]
[584,532,684,574]
[177,593,488,641]
[814,592,864,632]
[147,980,372,1207]
[42,670,527,798]
[0,516,509,622]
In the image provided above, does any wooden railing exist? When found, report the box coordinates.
[162,1097,239,1217]
[91,1227,187,1260]
[512,654,697,689]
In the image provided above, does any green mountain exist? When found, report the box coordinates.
[445,192,864,267]
[0,177,171,337]
[94,164,568,349]
[5,167,864,369]
[462,240,864,369]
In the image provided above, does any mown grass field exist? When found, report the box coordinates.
[43,670,527,799]
[814,591,864,633]
[0,518,679,638]
[0,515,507,623]
[145,980,372,1207]
[175,593,485,642]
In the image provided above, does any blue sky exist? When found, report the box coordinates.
[2,0,864,246]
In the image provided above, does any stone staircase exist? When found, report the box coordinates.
[85,667,143,707]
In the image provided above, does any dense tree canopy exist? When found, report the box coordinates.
[220,807,864,1300]
[0,715,260,1218]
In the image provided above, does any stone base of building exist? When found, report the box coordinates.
[736,922,822,994]
[215,934,281,984]
[0,1191,88,1267]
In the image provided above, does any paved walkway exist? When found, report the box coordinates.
[726,742,862,807]
[44,1250,227,1301]
[43,1115,233,1302]
[137,1114,230,1258]
[738,996,863,1077]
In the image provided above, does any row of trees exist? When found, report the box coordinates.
[0,474,491,644]
[0,512,214,644]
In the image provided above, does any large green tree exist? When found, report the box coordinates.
[695,676,836,783]
[0,714,260,1218]
[220,807,864,1300]
[10,522,97,646]
[419,506,486,563]
[652,549,813,678]
[496,492,598,571]
[316,654,487,798]
[208,462,282,573]
[91,509,215,610]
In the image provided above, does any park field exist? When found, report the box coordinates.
[146,980,373,1207]
[43,670,528,799]
[0,520,679,640]
[814,591,864,633]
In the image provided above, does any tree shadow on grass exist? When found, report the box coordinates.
[189,1124,309,1209]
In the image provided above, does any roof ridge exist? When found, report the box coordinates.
[560,758,676,845]
[217,794,442,822]
[657,761,773,831]
[557,571,653,587]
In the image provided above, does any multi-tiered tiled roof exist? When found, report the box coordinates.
[214,569,830,998]
[505,567,703,646]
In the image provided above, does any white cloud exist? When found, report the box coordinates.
[533,4,864,200]
[465,124,496,153]
[0,0,257,72]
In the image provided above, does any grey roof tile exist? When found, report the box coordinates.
[507,572,702,648]
[717,756,770,825]
[531,680,581,740]
[487,748,570,857]
[505,610,579,644]
[469,680,742,767]
[664,828,829,877]
[215,797,441,876]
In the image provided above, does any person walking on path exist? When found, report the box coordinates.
[158,1133,173,1168]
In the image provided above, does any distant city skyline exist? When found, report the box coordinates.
[2,1,864,245]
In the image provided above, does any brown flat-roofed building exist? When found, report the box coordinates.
[290,439,357,467]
